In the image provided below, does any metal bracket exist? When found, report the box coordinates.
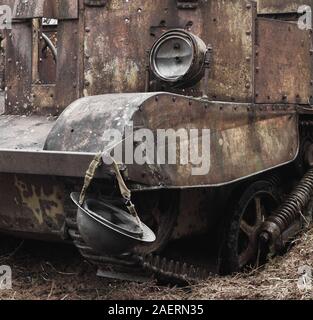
[177,0,199,10]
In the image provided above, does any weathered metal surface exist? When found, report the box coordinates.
[255,18,313,104]
[44,92,299,188]
[44,93,158,152]
[56,20,80,111]
[3,0,79,20]
[0,173,65,235]
[0,114,55,150]
[31,85,56,111]
[84,0,255,102]
[0,150,113,178]
[5,21,33,114]
[55,0,79,20]
[14,0,50,19]
[206,0,256,102]
[3,0,313,116]
[258,0,312,14]
[129,94,299,187]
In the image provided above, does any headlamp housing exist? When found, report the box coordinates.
[149,29,207,88]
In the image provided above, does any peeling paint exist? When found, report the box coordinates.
[14,175,63,225]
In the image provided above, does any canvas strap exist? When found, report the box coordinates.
[79,153,143,230]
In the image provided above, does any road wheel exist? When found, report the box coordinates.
[221,180,281,274]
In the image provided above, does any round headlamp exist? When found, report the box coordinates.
[150,29,207,88]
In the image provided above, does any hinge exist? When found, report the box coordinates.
[177,0,199,10]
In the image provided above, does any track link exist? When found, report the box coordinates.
[65,216,208,284]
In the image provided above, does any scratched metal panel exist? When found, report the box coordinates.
[258,0,312,14]
[5,22,33,114]
[255,18,313,104]
[84,0,255,102]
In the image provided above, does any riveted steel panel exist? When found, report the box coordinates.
[255,18,313,104]
[206,0,256,102]
[84,0,256,103]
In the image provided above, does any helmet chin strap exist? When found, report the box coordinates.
[79,152,143,232]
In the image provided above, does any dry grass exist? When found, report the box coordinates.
[0,228,313,300]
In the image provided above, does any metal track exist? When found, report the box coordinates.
[65,216,209,284]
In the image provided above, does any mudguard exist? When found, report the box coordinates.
[44,92,299,188]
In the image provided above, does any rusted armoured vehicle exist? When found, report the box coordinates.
[1,0,313,283]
